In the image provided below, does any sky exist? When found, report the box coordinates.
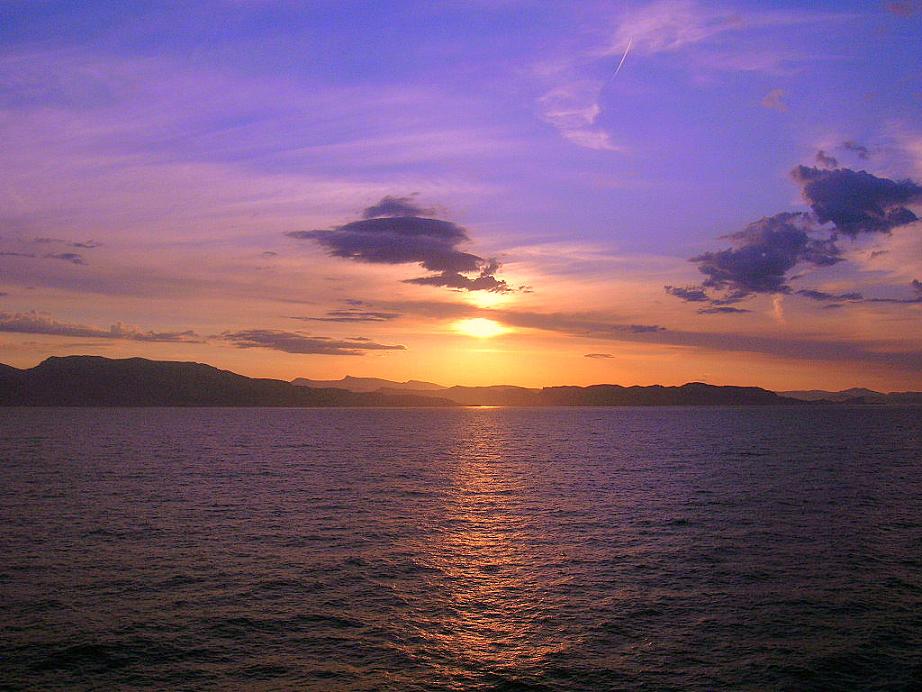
[1,0,921,390]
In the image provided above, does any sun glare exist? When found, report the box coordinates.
[453,317,510,338]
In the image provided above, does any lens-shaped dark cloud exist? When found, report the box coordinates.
[220,329,405,356]
[584,353,614,359]
[286,197,511,292]
[792,166,921,236]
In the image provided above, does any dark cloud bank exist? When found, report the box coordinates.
[667,163,922,311]
[286,196,512,293]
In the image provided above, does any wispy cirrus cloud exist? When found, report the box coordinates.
[537,82,624,152]
[605,0,847,63]
[535,1,845,151]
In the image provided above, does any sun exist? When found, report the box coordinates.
[453,317,510,338]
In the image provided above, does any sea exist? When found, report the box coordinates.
[1,406,920,690]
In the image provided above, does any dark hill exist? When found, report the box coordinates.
[379,385,540,406]
[781,388,922,405]
[382,381,798,406]
[292,375,444,392]
[539,382,789,406]
[0,356,456,407]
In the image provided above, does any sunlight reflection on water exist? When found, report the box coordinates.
[1,406,921,689]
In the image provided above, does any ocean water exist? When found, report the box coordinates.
[1,406,920,690]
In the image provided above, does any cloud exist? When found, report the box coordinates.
[761,88,787,112]
[792,166,922,236]
[290,308,401,322]
[538,84,623,152]
[220,329,405,356]
[32,237,100,249]
[665,285,710,302]
[815,150,838,168]
[609,0,745,56]
[536,2,838,151]
[44,252,85,265]
[697,306,751,314]
[286,197,512,292]
[606,1,838,65]
[668,163,922,312]
[841,140,870,160]
[864,280,922,304]
[381,298,922,371]
[0,310,198,342]
[795,282,921,306]
[585,353,615,359]
[1,249,88,265]
[490,308,665,337]
[795,289,863,302]
[689,212,841,299]
[362,195,433,219]
[404,259,511,292]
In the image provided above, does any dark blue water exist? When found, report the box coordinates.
[1,406,921,690]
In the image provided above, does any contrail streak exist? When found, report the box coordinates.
[612,36,633,78]
[602,37,633,91]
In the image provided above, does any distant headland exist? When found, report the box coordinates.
[1,356,920,407]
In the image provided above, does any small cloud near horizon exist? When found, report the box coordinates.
[220,329,406,356]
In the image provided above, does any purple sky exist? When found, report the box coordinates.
[1,0,921,389]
